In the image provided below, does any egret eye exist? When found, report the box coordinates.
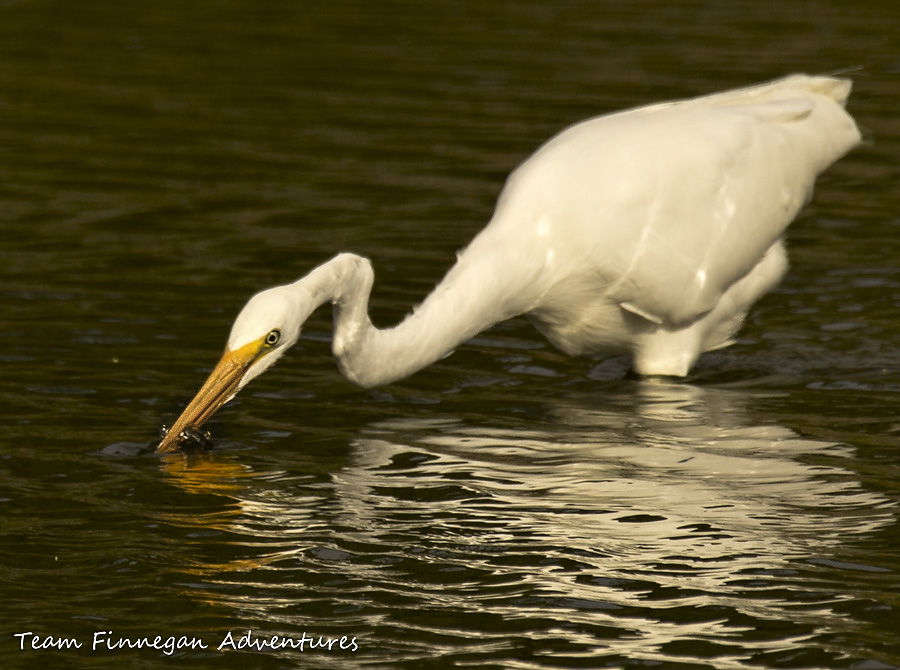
[265,329,281,346]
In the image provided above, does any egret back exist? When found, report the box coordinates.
[468,75,860,357]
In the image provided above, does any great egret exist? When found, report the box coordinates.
[158,74,860,453]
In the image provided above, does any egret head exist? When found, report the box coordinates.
[157,284,309,453]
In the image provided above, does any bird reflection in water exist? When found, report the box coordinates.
[158,381,894,647]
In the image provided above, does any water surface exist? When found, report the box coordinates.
[2,1,899,668]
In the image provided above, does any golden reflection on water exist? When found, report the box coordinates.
[160,454,253,498]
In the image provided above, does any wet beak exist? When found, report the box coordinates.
[157,341,260,453]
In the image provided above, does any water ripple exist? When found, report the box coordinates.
[156,384,896,668]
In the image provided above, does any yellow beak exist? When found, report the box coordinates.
[157,340,261,453]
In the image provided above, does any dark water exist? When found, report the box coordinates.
[2,1,899,668]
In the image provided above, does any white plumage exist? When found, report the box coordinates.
[159,74,860,452]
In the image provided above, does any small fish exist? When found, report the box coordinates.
[158,424,214,452]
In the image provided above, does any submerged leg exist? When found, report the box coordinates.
[630,240,789,376]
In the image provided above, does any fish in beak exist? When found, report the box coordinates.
[157,340,262,453]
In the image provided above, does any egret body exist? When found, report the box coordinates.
[158,74,860,452]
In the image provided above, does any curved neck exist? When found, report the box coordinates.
[299,251,529,388]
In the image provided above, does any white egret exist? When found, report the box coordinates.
[158,74,860,452]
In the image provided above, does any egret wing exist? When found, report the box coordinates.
[499,75,860,327]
